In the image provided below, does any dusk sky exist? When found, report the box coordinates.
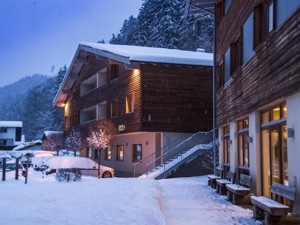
[0,0,142,87]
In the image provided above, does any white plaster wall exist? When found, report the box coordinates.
[218,127,224,167]
[248,111,261,195]
[287,92,300,215]
[0,127,16,145]
[230,121,238,172]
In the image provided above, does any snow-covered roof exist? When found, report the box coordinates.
[80,42,213,66]
[54,43,213,106]
[12,140,42,151]
[0,121,22,127]
[43,131,63,138]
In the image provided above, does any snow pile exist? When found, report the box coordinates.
[0,173,262,225]
[12,140,42,151]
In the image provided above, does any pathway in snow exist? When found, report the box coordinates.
[158,176,258,225]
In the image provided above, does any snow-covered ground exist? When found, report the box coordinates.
[0,170,296,225]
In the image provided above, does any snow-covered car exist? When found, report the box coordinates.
[44,156,115,178]
[32,152,56,171]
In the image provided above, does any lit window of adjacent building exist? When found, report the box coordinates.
[276,0,300,29]
[261,103,287,124]
[223,125,230,164]
[110,99,118,117]
[243,12,254,65]
[133,144,142,162]
[238,118,249,167]
[126,94,134,114]
[116,145,124,161]
[105,147,112,160]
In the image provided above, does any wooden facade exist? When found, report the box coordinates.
[215,0,300,127]
[61,50,212,134]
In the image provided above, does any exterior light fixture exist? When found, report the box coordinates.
[288,128,294,138]
[247,136,253,143]
[229,139,232,145]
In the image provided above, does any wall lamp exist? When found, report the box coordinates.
[247,136,253,143]
[288,128,294,138]
[229,139,232,145]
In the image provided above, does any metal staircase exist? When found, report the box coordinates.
[133,131,213,179]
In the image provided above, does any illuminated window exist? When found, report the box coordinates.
[133,144,142,161]
[105,147,112,160]
[223,125,230,164]
[117,145,124,161]
[238,118,249,167]
[261,104,286,124]
[110,99,118,117]
[126,94,134,113]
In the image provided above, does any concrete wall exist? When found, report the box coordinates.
[287,92,300,215]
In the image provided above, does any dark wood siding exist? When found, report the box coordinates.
[70,53,141,133]
[141,64,212,132]
[216,1,300,126]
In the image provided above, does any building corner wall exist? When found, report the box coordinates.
[287,92,300,216]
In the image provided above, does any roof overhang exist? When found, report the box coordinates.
[185,0,216,15]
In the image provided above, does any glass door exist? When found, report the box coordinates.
[261,124,288,197]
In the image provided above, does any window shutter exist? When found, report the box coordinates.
[216,1,224,27]
[254,4,264,49]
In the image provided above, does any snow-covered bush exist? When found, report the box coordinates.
[55,168,81,182]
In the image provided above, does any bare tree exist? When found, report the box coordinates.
[42,132,64,155]
[87,119,117,177]
[65,128,82,156]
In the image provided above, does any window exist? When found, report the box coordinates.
[276,0,300,29]
[80,105,97,124]
[110,99,118,117]
[133,144,142,161]
[116,145,124,161]
[111,64,119,80]
[94,149,99,159]
[105,147,112,160]
[224,48,231,84]
[98,102,107,119]
[268,1,274,32]
[223,126,230,164]
[243,12,254,65]
[230,36,242,74]
[254,4,264,48]
[224,0,232,14]
[80,74,97,96]
[0,139,7,145]
[126,94,134,114]
[0,127,7,133]
[97,68,107,86]
[216,63,224,90]
[261,104,287,124]
[15,127,22,142]
[238,118,249,167]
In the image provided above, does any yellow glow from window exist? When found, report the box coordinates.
[133,69,140,76]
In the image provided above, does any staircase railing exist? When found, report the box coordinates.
[133,134,194,177]
[133,131,213,177]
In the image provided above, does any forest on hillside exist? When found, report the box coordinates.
[109,0,213,52]
[0,68,66,141]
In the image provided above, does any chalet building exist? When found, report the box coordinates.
[0,121,23,150]
[54,43,213,177]
[187,0,300,216]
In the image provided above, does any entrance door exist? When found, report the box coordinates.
[261,124,288,197]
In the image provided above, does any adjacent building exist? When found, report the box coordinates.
[207,0,300,216]
[54,43,213,176]
[0,121,23,150]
